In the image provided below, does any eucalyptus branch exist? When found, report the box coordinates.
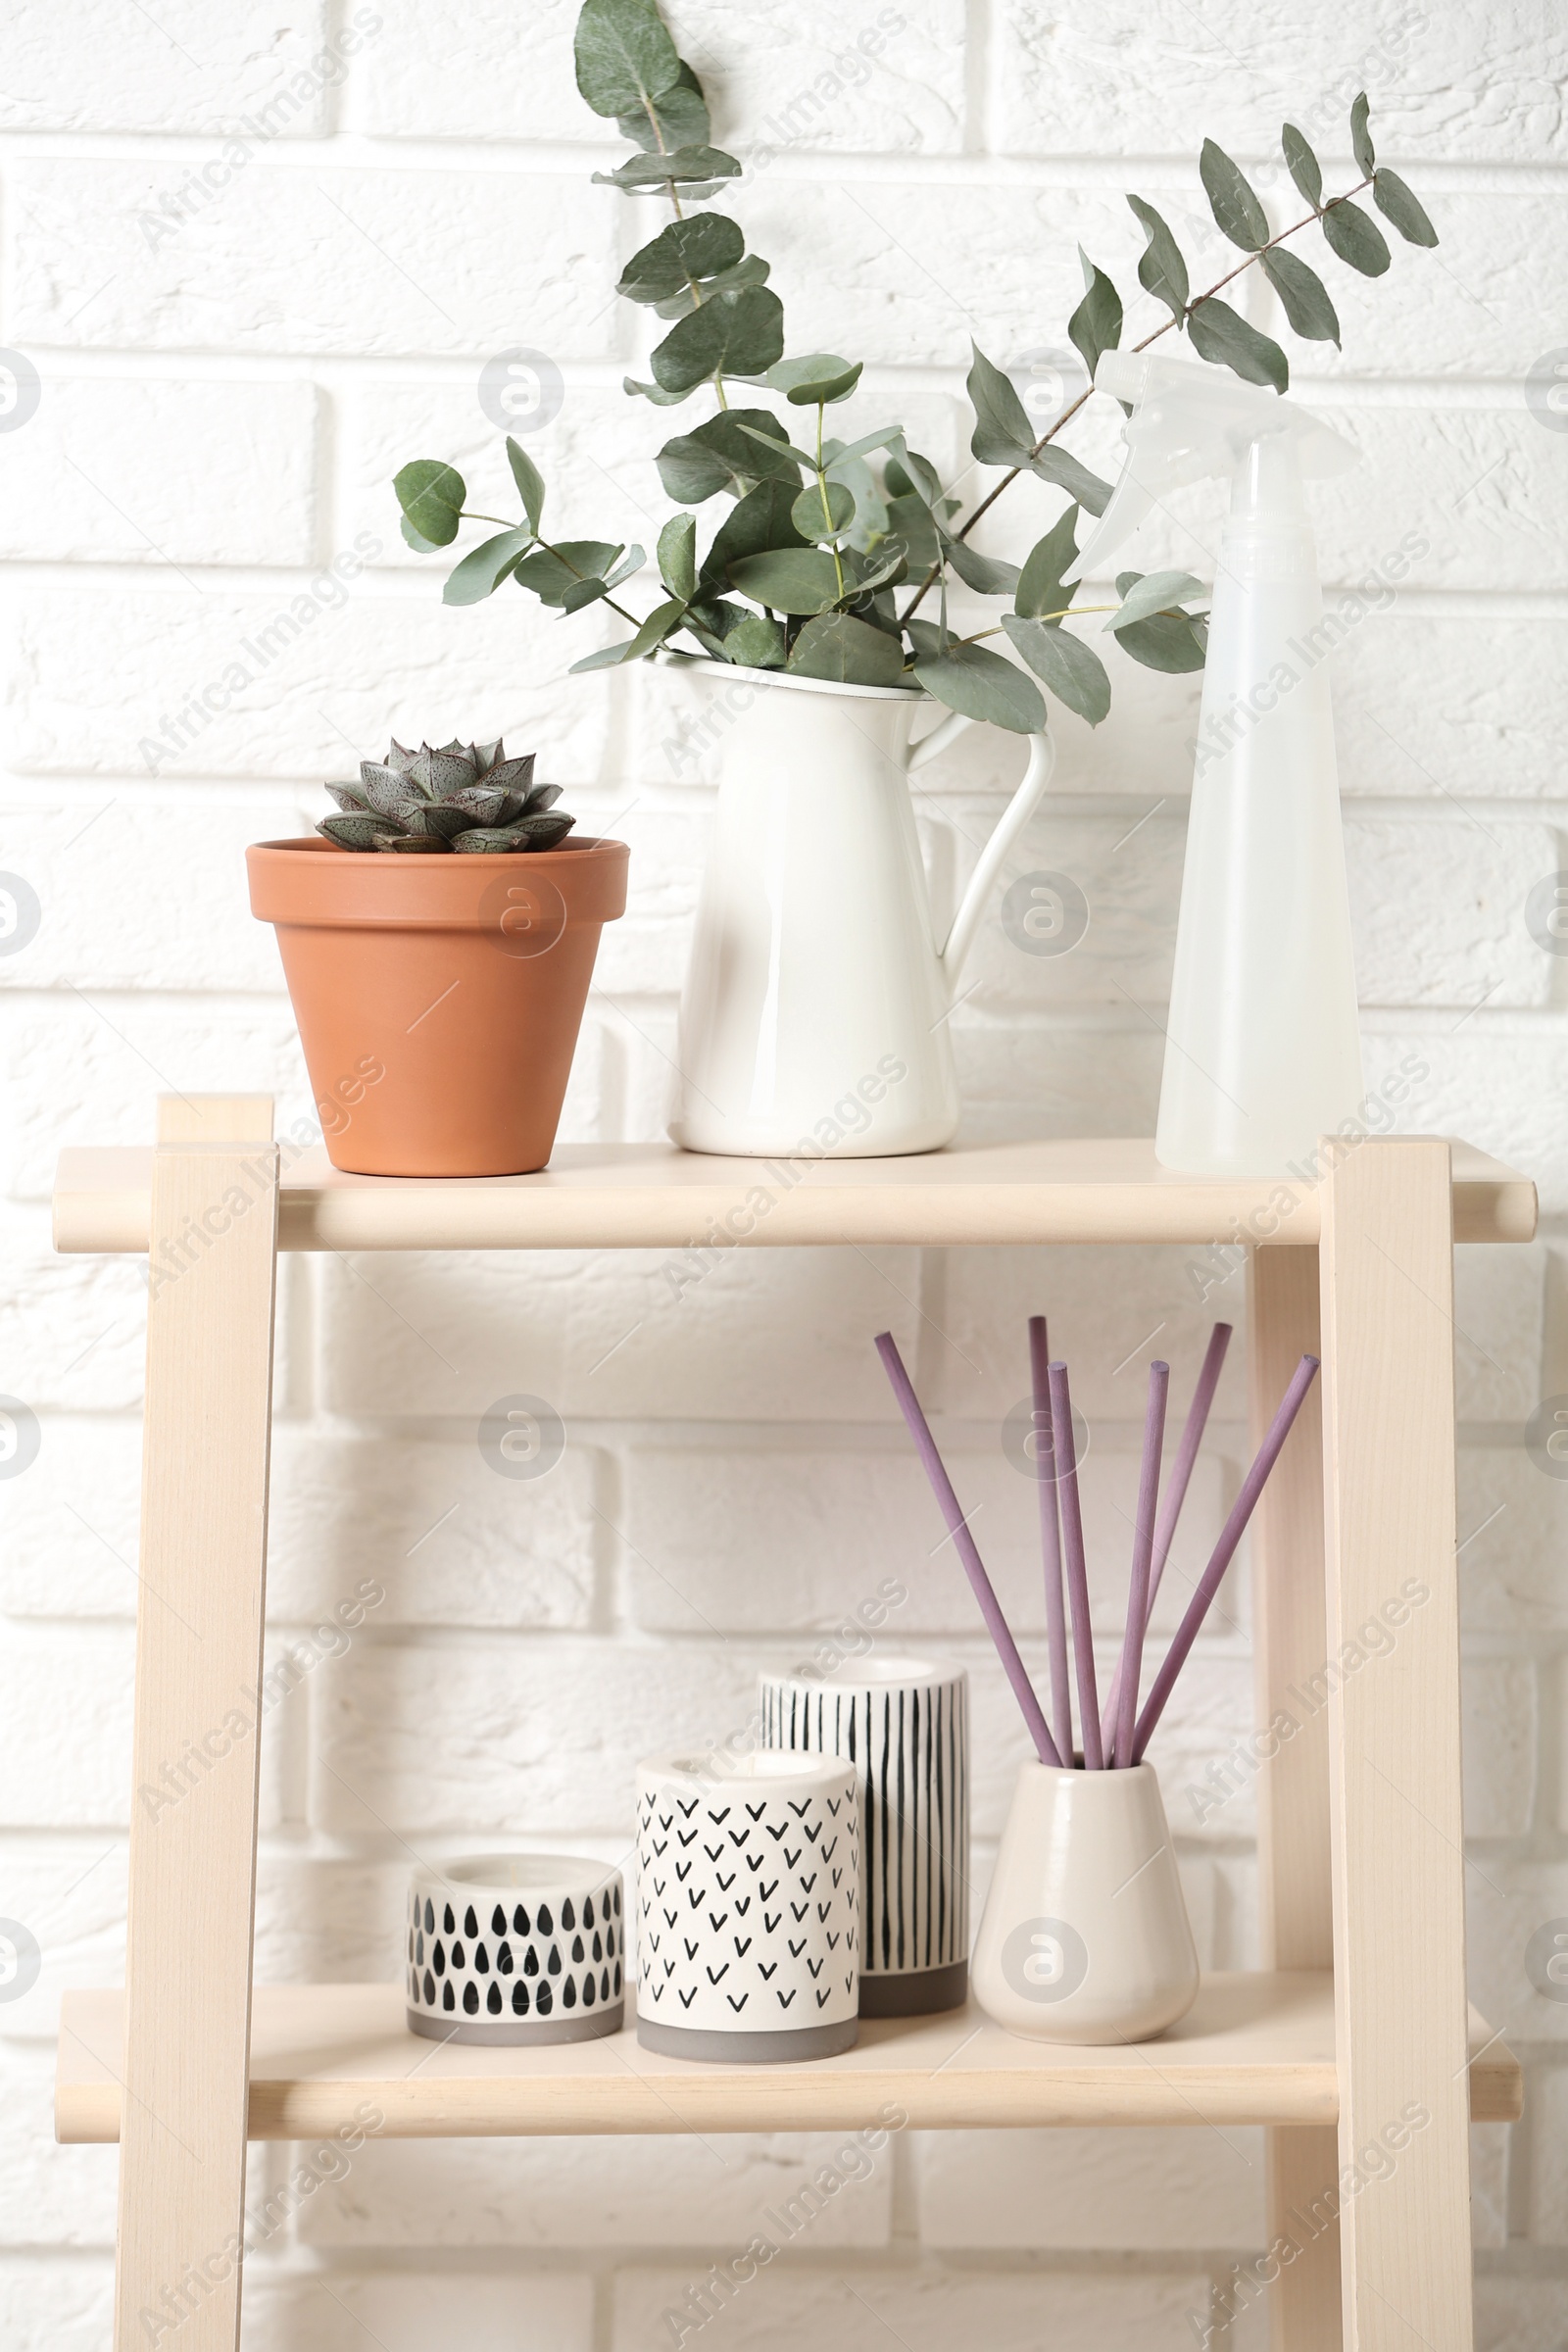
[398,5,1438,737]
[899,173,1374,625]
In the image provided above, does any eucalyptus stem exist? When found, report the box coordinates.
[816,401,846,602]
[899,173,1373,625]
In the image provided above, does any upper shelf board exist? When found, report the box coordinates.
[53,1137,1536,1255]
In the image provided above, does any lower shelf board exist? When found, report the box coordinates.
[57,1974,1522,2142]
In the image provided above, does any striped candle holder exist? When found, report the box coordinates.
[760,1655,969,2015]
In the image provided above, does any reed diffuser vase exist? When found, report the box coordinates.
[971,1760,1198,2044]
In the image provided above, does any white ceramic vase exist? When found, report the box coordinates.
[971,1763,1199,2044]
[664,659,1054,1157]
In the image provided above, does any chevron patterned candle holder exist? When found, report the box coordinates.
[635,1748,859,2063]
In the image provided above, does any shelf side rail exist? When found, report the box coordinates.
[112,1097,279,2352]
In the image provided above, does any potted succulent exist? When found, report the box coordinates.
[247,738,627,1177]
[395,0,1438,1155]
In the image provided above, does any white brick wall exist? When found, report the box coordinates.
[1,2,1564,2342]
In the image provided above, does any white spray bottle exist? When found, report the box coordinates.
[1066,351,1364,1178]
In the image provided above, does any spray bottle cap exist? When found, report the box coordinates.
[1062,350,1356,583]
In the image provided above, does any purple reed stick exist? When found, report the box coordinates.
[875,1332,1063,1769]
[1101,1321,1232,1751]
[1131,1353,1321,1763]
[1145,1322,1232,1622]
[1111,1360,1168,1768]
[1049,1358,1102,1768]
[1029,1315,1073,1766]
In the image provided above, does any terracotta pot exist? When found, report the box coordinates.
[247,835,628,1176]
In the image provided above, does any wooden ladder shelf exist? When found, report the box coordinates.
[52,1106,1533,2352]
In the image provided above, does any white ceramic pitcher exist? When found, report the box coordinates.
[665,659,1054,1158]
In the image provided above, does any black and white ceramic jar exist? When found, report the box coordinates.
[635,1748,859,2063]
[407,1854,624,2044]
[760,1656,969,2015]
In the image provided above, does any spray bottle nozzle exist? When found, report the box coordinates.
[1061,352,1356,584]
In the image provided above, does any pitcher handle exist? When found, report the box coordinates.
[901,717,1055,985]
[905,707,974,774]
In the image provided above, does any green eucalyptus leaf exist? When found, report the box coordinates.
[941,534,1021,597]
[720,612,789,668]
[657,409,799,503]
[617,214,744,304]
[394,459,466,548]
[1373,168,1438,247]
[731,417,819,468]
[787,611,907,688]
[884,491,941,568]
[889,440,944,510]
[400,513,441,554]
[1261,247,1341,345]
[1067,251,1122,382]
[767,354,863,405]
[651,285,786,395]
[622,373,694,406]
[1116,610,1208,673]
[512,540,624,608]
[506,438,545,534]
[1015,506,1081,622]
[842,539,908,598]
[1200,138,1269,251]
[617,64,710,152]
[604,543,646,590]
[791,479,855,544]
[568,596,689,670]
[561,575,612,613]
[699,477,809,594]
[911,642,1046,736]
[593,144,741,190]
[1105,569,1205,632]
[727,548,845,614]
[822,448,885,551]
[1321,198,1392,276]
[828,423,904,466]
[1027,445,1112,516]
[686,595,750,639]
[1185,296,1289,392]
[1349,90,1375,177]
[1001,614,1110,726]
[1281,122,1323,208]
[967,341,1035,466]
[573,0,681,118]
[658,512,698,600]
[1125,194,1190,322]
[651,256,772,321]
[443,526,535,607]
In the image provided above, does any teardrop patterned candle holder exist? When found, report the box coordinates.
[406,1853,624,2045]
